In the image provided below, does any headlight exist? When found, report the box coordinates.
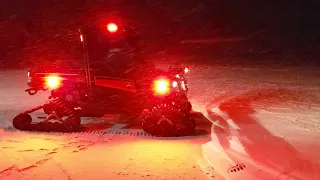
[45,75,61,89]
[153,79,170,95]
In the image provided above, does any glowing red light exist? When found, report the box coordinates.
[153,79,170,95]
[45,75,61,89]
[107,23,118,33]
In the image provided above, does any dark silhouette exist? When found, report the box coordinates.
[0,0,319,68]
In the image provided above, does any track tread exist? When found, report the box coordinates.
[142,107,196,137]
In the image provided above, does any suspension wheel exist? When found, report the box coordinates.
[43,104,65,117]
[38,98,81,132]
[63,114,81,130]
[142,108,195,137]
[43,103,54,115]
[13,114,32,130]
[43,99,70,118]
[35,111,81,132]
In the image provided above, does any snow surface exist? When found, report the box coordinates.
[1,65,320,180]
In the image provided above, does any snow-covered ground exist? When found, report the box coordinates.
[1,65,320,179]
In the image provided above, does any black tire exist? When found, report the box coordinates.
[13,114,32,130]
[142,108,195,137]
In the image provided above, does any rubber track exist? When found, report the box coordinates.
[3,126,153,137]
[2,126,208,140]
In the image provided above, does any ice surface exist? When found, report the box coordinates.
[1,65,320,179]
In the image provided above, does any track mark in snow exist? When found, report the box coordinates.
[1,147,14,149]
[46,151,57,156]
[19,165,38,172]
[0,166,16,175]
[69,124,129,153]
[66,142,79,145]
[43,138,53,141]
[5,140,20,143]
[77,140,93,143]
[196,156,218,179]
[76,145,86,148]
[78,147,87,151]
[73,142,96,153]
[55,163,73,180]
[103,129,153,137]
[17,149,34,152]
[0,148,60,175]
[35,158,50,165]
[1,123,194,138]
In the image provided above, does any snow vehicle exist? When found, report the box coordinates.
[12,22,195,137]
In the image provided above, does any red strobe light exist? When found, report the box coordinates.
[45,75,61,89]
[153,78,170,95]
[107,23,118,33]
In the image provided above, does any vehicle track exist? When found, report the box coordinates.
[1,125,209,140]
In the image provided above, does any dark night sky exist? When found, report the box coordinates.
[0,0,319,68]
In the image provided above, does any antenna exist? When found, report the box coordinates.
[79,28,92,92]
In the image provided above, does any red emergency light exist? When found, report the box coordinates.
[107,23,118,33]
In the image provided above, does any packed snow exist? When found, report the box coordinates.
[1,64,320,179]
